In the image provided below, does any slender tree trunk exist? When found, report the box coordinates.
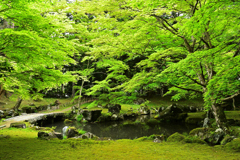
[211,102,228,132]
[72,82,75,98]
[77,80,85,114]
[13,97,22,111]
[233,98,236,110]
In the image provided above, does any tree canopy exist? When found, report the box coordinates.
[1,0,240,131]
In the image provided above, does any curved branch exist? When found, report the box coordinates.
[171,84,203,94]
[222,91,240,101]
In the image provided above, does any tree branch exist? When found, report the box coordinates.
[233,44,240,57]
[184,74,206,87]
[171,84,203,94]
[200,37,210,49]
[192,0,199,15]
[222,91,240,101]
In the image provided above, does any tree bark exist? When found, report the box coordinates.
[13,97,22,111]
[211,102,228,132]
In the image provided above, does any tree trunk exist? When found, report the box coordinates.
[13,97,22,111]
[233,98,236,110]
[72,82,75,98]
[77,80,85,114]
[211,102,228,133]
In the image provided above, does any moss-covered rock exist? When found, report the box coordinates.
[221,135,235,145]
[167,132,185,142]
[224,138,240,152]
[96,113,112,122]
[66,127,79,138]
[183,136,207,144]
[189,127,224,145]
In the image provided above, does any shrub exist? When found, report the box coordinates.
[78,129,87,135]
[76,114,83,122]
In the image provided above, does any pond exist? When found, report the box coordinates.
[43,115,199,139]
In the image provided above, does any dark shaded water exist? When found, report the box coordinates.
[43,115,199,139]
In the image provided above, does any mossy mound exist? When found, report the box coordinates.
[183,136,207,144]
[221,135,235,145]
[225,138,240,152]
[167,132,185,142]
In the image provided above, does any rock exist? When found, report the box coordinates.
[54,100,61,106]
[8,109,15,116]
[134,98,145,105]
[10,122,26,128]
[53,132,63,139]
[224,138,240,151]
[111,114,118,121]
[156,104,186,122]
[38,131,50,139]
[82,109,102,122]
[0,110,4,118]
[221,135,235,145]
[62,126,69,138]
[153,138,162,143]
[38,131,59,140]
[139,105,150,115]
[21,106,35,113]
[203,117,210,128]
[123,112,137,119]
[96,113,112,122]
[167,132,185,142]
[189,127,225,145]
[108,104,121,114]
[158,106,168,112]
[77,132,98,140]
[67,127,79,138]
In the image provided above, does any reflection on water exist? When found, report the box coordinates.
[43,115,199,139]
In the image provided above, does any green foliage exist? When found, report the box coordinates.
[76,114,83,122]
[78,129,86,135]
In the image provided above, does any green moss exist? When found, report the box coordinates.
[221,135,234,145]
[225,138,240,152]
[167,132,185,142]
[1,128,240,159]
[183,136,207,144]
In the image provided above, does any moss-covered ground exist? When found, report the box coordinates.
[0,128,240,160]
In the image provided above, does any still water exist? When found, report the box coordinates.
[43,115,198,139]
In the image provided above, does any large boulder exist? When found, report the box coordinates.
[108,104,121,114]
[10,122,26,128]
[62,126,69,138]
[21,106,36,113]
[82,110,102,122]
[38,131,62,140]
[189,127,225,145]
[155,104,186,122]
[67,127,79,138]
